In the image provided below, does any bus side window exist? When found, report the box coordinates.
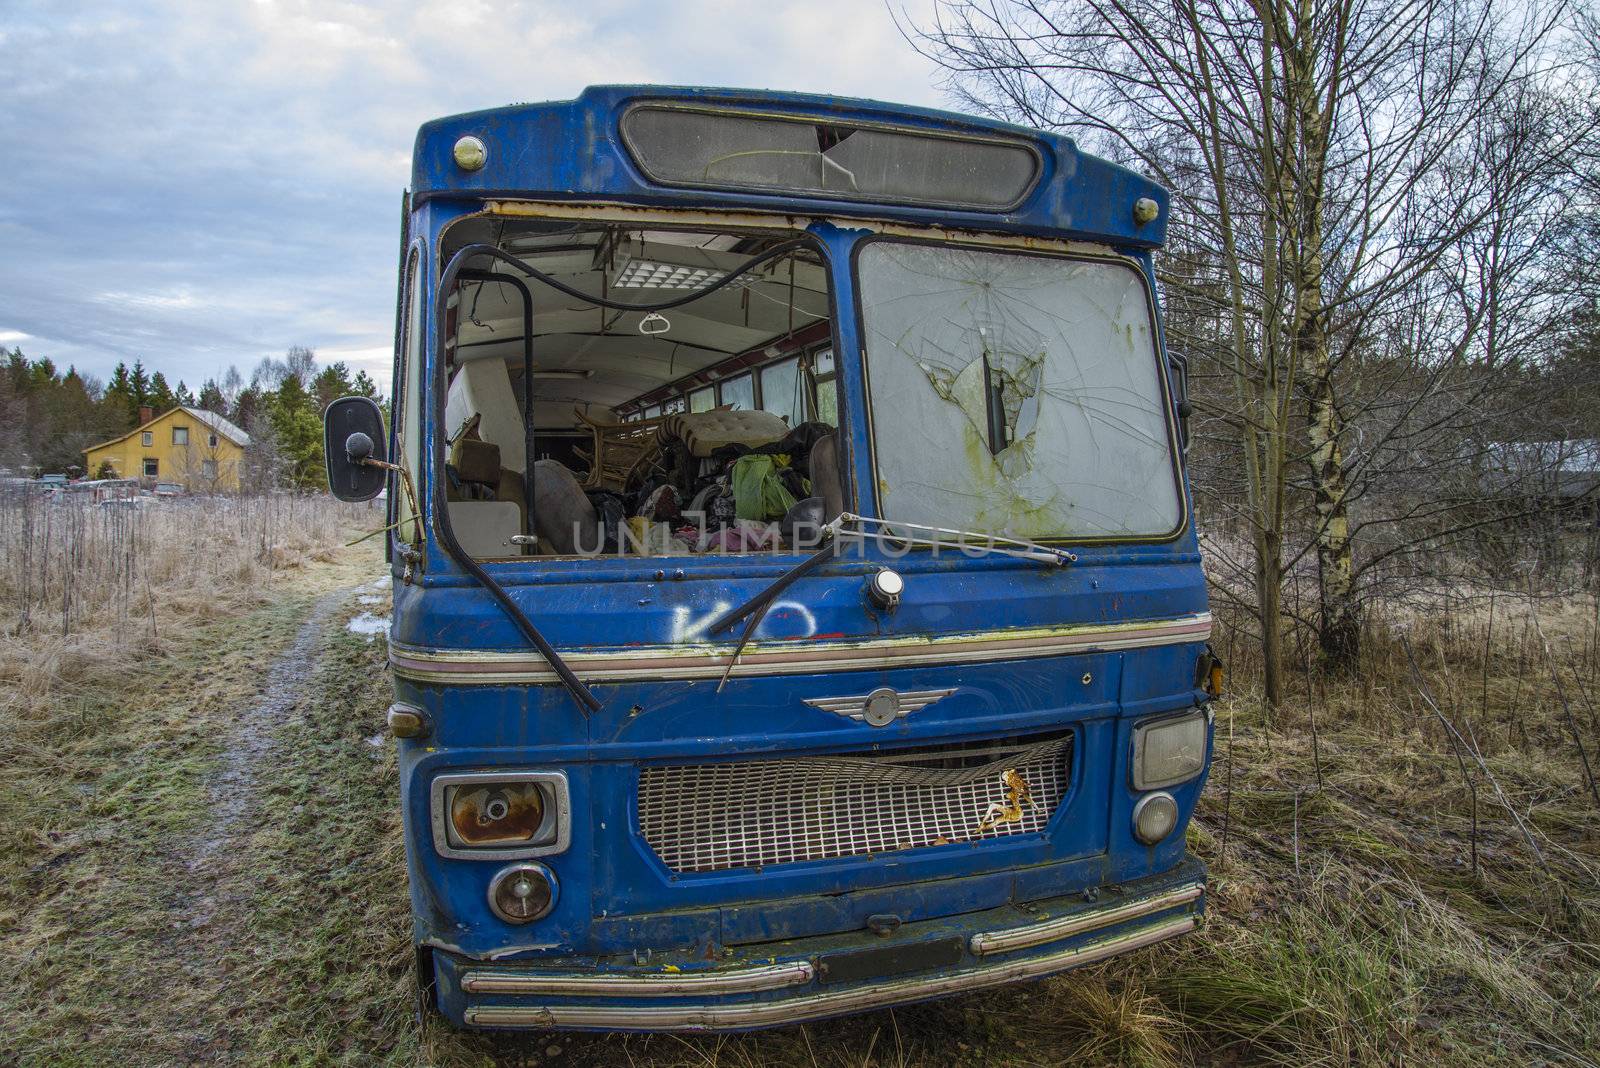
[759,356,807,427]
[812,347,837,427]
[719,373,754,411]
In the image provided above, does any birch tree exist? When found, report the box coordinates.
[907,0,1589,704]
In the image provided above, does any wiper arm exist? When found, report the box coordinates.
[706,527,842,638]
[705,514,1073,693]
[835,513,1077,567]
[707,524,844,692]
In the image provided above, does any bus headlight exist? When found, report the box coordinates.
[430,771,570,859]
[1131,711,1208,790]
[488,862,556,924]
[449,781,545,848]
[1132,792,1179,845]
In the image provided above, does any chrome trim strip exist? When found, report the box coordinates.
[461,961,815,997]
[462,916,1195,1031]
[969,882,1204,955]
[391,613,1212,685]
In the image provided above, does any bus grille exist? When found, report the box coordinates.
[637,731,1073,874]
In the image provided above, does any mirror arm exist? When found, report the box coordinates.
[358,457,425,548]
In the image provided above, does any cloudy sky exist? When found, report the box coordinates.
[0,1,948,393]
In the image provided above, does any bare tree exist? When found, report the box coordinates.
[171,432,238,495]
[907,0,1592,704]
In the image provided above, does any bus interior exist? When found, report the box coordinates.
[438,219,839,559]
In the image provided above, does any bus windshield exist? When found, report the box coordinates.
[856,241,1183,541]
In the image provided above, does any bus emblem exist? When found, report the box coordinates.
[802,688,956,727]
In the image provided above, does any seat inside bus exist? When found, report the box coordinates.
[438,220,840,558]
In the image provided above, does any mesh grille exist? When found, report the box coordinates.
[638,732,1074,873]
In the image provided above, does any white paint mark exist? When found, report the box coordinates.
[670,601,732,644]
[765,599,819,639]
[669,598,818,642]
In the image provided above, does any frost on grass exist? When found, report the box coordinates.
[346,611,391,641]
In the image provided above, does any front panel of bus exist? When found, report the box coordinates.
[379,87,1213,1031]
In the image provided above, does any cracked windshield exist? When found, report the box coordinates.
[857,243,1183,540]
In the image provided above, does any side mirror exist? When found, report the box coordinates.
[1167,351,1191,453]
[324,396,388,502]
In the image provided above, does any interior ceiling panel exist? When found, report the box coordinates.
[444,227,829,426]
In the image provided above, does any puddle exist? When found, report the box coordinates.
[346,611,391,641]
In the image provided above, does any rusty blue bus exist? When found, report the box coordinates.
[323,85,1218,1032]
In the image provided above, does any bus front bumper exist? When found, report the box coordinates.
[430,858,1206,1032]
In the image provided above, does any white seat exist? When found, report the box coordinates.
[446,359,526,474]
[660,410,789,458]
[447,501,522,557]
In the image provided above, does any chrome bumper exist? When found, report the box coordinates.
[449,878,1204,1032]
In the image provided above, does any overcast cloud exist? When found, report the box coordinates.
[0,1,946,392]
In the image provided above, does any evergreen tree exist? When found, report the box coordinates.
[148,371,175,413]
[311,361,356,413]
[233,384,265,430]
[197,378,226,413]
[104,362,138,428]
[128,360,151,411]
[269,372,324,487]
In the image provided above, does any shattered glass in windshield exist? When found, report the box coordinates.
[857,243,1182,540]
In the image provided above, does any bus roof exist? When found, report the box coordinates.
[411,85,1169,249]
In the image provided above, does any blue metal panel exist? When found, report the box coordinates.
[424,857,1207,1031]
[410,86,1169,249]
[396,647,1211,959]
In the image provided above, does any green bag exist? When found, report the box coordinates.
[731,454,798,521]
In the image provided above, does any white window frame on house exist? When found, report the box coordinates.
[201,459,218,479]
[172,426,189,446]
[143,459,159,477]
[141,431,153,446]
[208,433,219,447]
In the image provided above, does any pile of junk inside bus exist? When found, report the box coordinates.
[440,220,846,559]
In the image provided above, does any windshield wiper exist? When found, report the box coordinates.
[706,514,1075,691]
[836,513,1078,567]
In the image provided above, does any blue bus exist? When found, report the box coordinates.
[324,85,1218,1032]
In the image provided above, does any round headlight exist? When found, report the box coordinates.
[1132,791,1179,845]
[488,862,556,924]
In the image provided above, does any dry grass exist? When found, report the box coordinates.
[0,490,377,703]
[1,504,1598,1065]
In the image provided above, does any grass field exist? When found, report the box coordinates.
[1,501,1596,1066]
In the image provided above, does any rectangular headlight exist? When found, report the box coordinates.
[430,771,570,860]
[1132,712,1208,790]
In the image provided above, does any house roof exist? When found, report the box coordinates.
[183,407,251,447]
[84,405,251,454]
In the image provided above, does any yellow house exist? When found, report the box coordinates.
[84,406,251,492]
